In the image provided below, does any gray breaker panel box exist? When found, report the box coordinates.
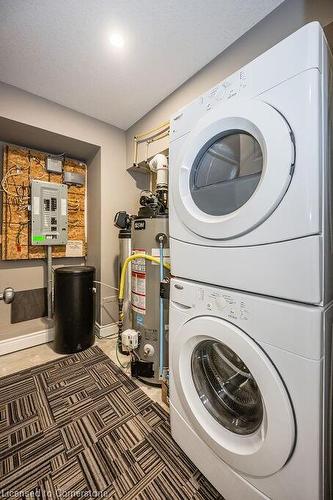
[31,180,68,245]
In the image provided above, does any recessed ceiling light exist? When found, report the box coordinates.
[109,33,125,48]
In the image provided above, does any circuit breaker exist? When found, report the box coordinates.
[31,180,68,245]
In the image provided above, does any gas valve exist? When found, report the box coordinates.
[143,344,155,357]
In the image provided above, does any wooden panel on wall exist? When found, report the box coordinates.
[1,144,87,260]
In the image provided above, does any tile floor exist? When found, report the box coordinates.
[0,336,167,410]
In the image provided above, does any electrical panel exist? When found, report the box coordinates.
[31,180,68,245]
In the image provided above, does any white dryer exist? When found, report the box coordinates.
[169,278,333,500]
[169,22,333,305]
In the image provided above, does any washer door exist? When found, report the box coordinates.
[172,99,295,239]
[172,316,295,477]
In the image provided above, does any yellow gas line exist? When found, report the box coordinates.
[119,253,170,302]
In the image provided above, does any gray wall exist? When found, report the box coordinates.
[126,0,333,166]
[1,0,333,335]
[0,83,138,332]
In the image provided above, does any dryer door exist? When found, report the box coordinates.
[172,99,295,239]
[172,315,295,477]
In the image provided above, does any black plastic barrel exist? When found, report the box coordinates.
[54,266,95,354]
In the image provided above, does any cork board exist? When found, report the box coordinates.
[1,144,87,260]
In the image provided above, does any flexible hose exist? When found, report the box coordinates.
[117,253,171,357]
[93,280,119,291]
[118,253,170,301]
[116,342,131,369]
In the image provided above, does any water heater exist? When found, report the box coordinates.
[131,215,169,385]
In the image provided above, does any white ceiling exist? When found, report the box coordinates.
[0,0,284,130]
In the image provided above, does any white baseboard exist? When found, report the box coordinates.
[0,328,55,356]
[94,322,118,338]
[0,321,118,356]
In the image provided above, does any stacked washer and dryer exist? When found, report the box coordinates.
[168,22,333,500]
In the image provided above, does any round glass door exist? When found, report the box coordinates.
[172,100,295,240]
[190,131,263,216]
[192,339,263,435]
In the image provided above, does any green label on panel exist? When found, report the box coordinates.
[32,235,45,242]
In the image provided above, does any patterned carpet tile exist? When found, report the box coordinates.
[0,346,223,499]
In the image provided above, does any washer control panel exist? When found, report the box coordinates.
[200,288,250,322]
[171,280,250,322]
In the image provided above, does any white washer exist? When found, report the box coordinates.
[169,278,333,500]
[169,22,333,305]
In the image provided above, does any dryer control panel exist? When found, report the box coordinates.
[202,69,248,110]
[170,69,249,142]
